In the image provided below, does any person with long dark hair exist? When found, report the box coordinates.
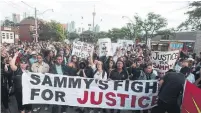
[109,60,128,113]
[9,51,32,113]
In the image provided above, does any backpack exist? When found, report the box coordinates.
[94,70,106,79]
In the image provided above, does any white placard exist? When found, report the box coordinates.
[98,38,112,56]
[151,50,179,76]
[72,41,94,59]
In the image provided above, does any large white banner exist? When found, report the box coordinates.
[151,50,179,76]
[98,38,112,56]
[22,72,158,110]
[72,41,94,59]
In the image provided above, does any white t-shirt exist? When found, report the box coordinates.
[91,65,107,80]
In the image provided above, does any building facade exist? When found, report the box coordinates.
[19,17,35,42]
[151,31,200,54]
[1,27,15,43]
[12,13,20,23]
[67,21,76,33]
[94,24,100,32]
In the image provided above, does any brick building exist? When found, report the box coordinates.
[19,17,35,42]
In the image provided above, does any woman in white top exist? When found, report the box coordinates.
[91,61,107,80]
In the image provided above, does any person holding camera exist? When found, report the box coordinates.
[68,55,79,76]
[77,57,94,78]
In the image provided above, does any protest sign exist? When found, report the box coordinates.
[22,72,158,110]
[151,50,179,76]
[117,40,134,49]
[169,42,183,51]
[111,43,118,56]
[72,41,94,59]
[117,40,134,55]
[98,38,112,56]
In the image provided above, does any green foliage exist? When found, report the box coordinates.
[138,12,168,39]
[107,28,130,42]
[2,19,15,27]
[178,1,201,31]
[68,32,79,40]
[38,20,67,41]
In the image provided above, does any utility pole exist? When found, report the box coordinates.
[92,5,96,32]
[34,7,38,43]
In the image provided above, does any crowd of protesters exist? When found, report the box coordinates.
[1,41,201,113]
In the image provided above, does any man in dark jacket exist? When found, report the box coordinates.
[50,55,70,113]
[151,71,185,113]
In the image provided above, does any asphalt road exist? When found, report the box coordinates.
[2,96,138,113]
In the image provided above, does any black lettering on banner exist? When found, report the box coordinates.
[83,79,94,89]
[41,89,53,101]
[131,81,143,93]
[125,80,130,91]
[31,89,40,100]
[114,81,123,90]
[98,80,108,90]
[152,52,159,60]
[55,91,65,102]
[152,52,179,62]
[54,77,67,88]
[42,75,53,86]
[68,78,81,88]
[145,81,157,93]
[30,74,40,85]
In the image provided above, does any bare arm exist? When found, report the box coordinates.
[195,77,201,86]
[9,52,19,71]
[82,70,87,78]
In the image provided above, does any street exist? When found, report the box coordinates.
[3,96,136,113]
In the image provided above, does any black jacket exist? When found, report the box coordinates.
[109,69,128,80]
[49,64,70,75]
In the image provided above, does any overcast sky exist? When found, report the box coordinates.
[0,0,189,31]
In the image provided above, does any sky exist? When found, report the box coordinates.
[0,0,190,31]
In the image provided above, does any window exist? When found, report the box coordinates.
[10,36,13,39]
[6,33,9,39]
[2,36,5,39]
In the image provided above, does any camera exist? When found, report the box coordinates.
[79,61,86,69]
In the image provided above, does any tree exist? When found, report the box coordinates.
[107,28,130,42]
[38,20,67,41]
[2,19,15,27]
[178,1,201,31]
[123,15,143,40]
[68,32,79,41]
[138,12,167,43]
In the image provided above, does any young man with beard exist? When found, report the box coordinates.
[50,55,70,113]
